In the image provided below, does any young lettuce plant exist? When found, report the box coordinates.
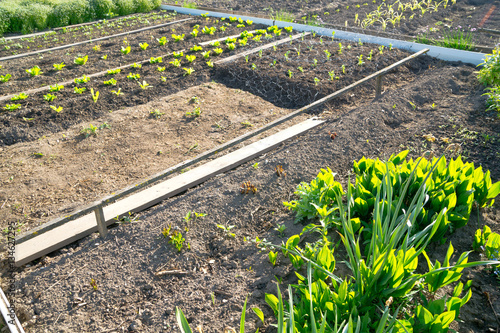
[74,55,88,65]
[43,93,57,102]
[139,42,149,50]
[157,36,168,45]
[11,93,28,101]
[172,34,185,42]
[50,105,63,113]
[170,59,181,68]
[183,68,195,76]
[0,74,11,83]
[53,62,66,71]
[3,104,21,111]
[26,66,43,76]
[120,46,131,55]
[138,80,152,89]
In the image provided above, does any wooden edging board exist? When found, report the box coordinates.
[0,18,192,62]
[14,117,324,266]
[0,30,259,102]
[15,47,429,249]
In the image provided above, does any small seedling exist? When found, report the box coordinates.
[183,67,195,76]
[0,74,11,82]
[101,54,108,60]
[131,62,142,69]
[274,224,287,237]
[111,89,123,96]
[268,251,278,266]
[138,80,152,89]
[150,56,163,64]
[190,45,203,52]
[157,36,168,45]
[11,93,28,101]
[53,62,65,70]
[206,60,214,68]
[81,124,98,137]
[185,107,201,117]
[50,105,63,113]
[120,46,131,55]
[127,72,140,80]
[106,68,121,75]
[172,51,184,58]
[172,33,185,42]
[90,278,98,291]
[139,42,149,50]
[103,78,117,85]
[186,55,196,63]
[3,104,21,111]
[217,224,236,238]
[74,55,88,65]
[91,88,99,103]
[44,93,57,102]
[252,162,259,169]
[74,75,90,85]
[26,66,43,76]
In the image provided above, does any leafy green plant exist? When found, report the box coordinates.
[172,33,185,42]
[139,42,149,50]
[90,88,99,103]
[50,105,63,113]
[0,74,11,83]
[74,87,86,94]
[190,28,198,38]
[268,251,278,266]
[157,36,168,45]
[138,80,151,89]
[53,62,65,71]
[111,89,123,96]
[213,47,223,55]
[127,72,140,80]
[131,62,142,69]
[190,45,202,52]
[172,51,184,58]
[227,43,236,51]
[185,55,196,63]
[74,75,90,85]
[170,59,181,68]
[150,56,162,64]
[183,67,194,76]
[217,224,235,238]
[120,46,131,55]
[103,78,117,85]
[101,54,108,60]
[185,107,201,117]
[358,54,365,66]
[80,124,98,137]
[150,109,164,119]
[206,60,214,68]
[43,93,57,102]
[74,55,88,65]
[26,66,43,76]
[483,86,500,117]
[3,104,21,111]
[106,68,121,75]
[11,93,28,101]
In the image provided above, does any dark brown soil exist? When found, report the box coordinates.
[190,0,500,48]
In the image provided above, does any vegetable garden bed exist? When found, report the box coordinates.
[0,8,499,333]
[185,0,500,48]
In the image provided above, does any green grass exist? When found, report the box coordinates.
[269,9,295,23]
[0,0,163,35]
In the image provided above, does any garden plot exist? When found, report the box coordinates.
[0,19,287,146]
[1,28,439,237]
[6,59,500,332]
[189,0,500,48]
[0,10,180,58]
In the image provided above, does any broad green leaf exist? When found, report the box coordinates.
[487,181,500,199]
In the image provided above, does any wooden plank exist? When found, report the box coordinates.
[14,118,324,266]
[215,32,310,65]
[0,18,191,62]
[375,75,383,97]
